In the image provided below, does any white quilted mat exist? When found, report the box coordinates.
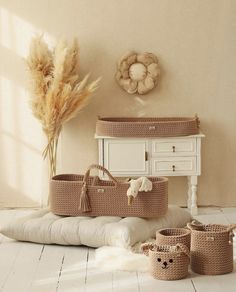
[0,205,191,248]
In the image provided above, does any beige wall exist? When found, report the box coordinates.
[0,0,236,207]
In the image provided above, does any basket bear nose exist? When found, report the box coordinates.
[163,261,167,266]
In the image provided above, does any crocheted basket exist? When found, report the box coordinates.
[141,243,190,280]
[187,221,236,275]
[156,228,191,249]
[50,164,168,218]
[96,116,200,138]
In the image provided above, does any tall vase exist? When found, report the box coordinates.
[45,135,59,206]
[48,136,59,180]
[47,136,59,179]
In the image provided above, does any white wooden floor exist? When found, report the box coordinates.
[0,208,235,292]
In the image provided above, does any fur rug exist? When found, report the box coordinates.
[95,238,155,272]
[95,238,236,272]
[95,246,149,272]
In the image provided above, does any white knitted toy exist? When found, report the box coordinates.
[127,177,153,205]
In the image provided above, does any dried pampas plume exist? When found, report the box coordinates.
[26,35,100,179]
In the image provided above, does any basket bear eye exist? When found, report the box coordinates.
[157,258,161,262]
[169,259,173,263]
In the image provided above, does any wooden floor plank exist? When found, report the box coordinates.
[112,271,139,292]
[29,244,65,292]
[85,248,113,292]
[57,246,88,292]
[0,241,23,290]
[222,212,236,224]
[190,270,236,292]
[221,207,236,214]
[197,207,221,215]
[193,213,229,225]
[138,271,195,292]
[1,242,44,292]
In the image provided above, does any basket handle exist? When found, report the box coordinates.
[79,164,118,213]
[195,113,200,128]
[187,220,203,231]
[227,224,236,232]
[83,164,118,186]
[227,224,236,245]
[175,243,190,258]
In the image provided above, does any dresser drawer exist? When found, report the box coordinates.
[152,138,196,156]
[152,157,197,176]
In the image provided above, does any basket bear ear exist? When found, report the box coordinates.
[141,242,155,256]
[174,244,190,258]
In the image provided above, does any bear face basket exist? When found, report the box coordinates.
[141,243,190,280]
[187,221,236,275]
[50,164,168,218]
[156,228,191,249]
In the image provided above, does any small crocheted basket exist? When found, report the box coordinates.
[156,228,191,249]
[187,221,236,275]
[141,243,190,280]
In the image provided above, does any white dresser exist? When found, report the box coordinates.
[96,134,205,215]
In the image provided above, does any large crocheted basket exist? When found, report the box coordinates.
[187,221,236,275]
[50,164,168,218]
[96,116,200,138]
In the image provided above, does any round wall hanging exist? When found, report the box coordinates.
[115,51,161,95]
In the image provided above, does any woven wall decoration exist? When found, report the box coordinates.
[115,51,161,95]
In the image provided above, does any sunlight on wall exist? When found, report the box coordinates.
[0,6,55,206]
[0,76,46,205]
[0,6,54,58]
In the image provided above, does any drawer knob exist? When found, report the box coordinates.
[172,165,176,172]
[172,146,176,152]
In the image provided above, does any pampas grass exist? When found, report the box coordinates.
[26,36,100,179]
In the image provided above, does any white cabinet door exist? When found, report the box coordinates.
[103,139,149,176]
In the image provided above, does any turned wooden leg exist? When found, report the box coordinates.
[190,175,198,216]
[187,176,191,209]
